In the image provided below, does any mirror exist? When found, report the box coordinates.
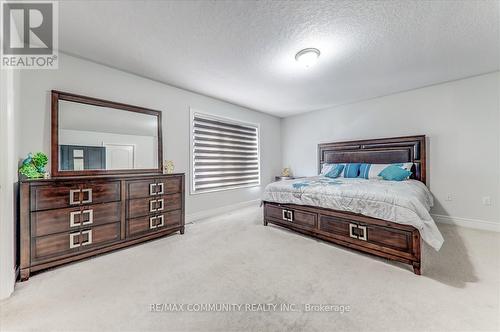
[51,91,162,176]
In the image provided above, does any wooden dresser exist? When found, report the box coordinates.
[19,173,185,280]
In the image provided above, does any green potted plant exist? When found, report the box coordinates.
[19,152,48,179]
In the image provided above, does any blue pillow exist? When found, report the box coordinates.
[379,165,412,181]
[358,163,371,179]
[343,163,361,178]
[324,164,344,178]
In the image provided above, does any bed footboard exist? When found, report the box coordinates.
[263,201,422,275]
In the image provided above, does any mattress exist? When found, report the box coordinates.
[262,176,444,250]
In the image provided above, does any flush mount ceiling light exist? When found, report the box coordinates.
[295,48,320,68]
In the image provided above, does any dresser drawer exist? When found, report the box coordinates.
[128,209,182,238]
[127,178,158,199]
[127,193,181,219]
[127,176,182,199]
[31,202,121,237]
[32,223,121,262]
[30,182,80,211]
[31,181,120,211]
[264,204,317,230]
[79,223,121,251]
[158,177,182,194]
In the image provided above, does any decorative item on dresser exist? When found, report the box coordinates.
[17,91,185,281]
[263,135,426,274]
[19,174,185,280]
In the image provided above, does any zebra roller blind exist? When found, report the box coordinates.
[192,113,260,193]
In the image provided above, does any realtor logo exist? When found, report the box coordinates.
[1,1,58,69]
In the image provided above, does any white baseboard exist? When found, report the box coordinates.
[186,199,261,223]
[432,214,500,232]
[186,203,500,232]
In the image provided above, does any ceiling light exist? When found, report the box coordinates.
[295,48,320,68]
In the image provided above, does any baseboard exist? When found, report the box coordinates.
[186,199,261,223]
[186,203,500,232]
[432,214,500,232]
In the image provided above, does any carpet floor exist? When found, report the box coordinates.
[1,206,499,332]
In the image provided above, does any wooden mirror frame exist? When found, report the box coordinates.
[51,90,163,177]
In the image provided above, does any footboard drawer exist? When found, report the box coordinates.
[264,203,317,230]
[318,215,353,238]
[361,224,412,252]
[319,214,413,253]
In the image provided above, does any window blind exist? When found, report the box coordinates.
[192,114,260,193]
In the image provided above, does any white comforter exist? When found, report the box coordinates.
[262,176,443,250]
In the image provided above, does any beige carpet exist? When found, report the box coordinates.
[1,206,499,332]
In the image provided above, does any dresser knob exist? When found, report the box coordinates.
[156,215,164,227]
[81,189,92,204]
[149,183,157,196]
[80,230,92,246]
[69,232,80,248]
[70,211,81,227]
[156,198,164,211]
[69,189,80,205]
[81,209,94,225]
[149,216,157,229]
[149,200,157,212]
[156,182,164,195]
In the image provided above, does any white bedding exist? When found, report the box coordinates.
[262,176,443,250]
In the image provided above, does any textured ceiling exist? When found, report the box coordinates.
[59,0,500,117]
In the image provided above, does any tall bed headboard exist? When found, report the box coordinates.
[318,135,426,184]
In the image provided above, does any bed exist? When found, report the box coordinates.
[262,135,443,274]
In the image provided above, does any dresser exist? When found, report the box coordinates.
[19,173,185,280]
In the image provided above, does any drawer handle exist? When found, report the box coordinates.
[149,200,157,212]
[81,189,92,204]
[70,211,81,227]
[69,232,80,248]
[282,209,293,222]
[156,198,164,211]
[82,209,93,225]
[69,189,80,205]
[156,182,164,195]
[149,183,157,196]
[81,230,92,246]
[70,209,93,227]
[349,224,358,239]
[149,216,157,229]
[357,225,367,241]
[156,215,164,227]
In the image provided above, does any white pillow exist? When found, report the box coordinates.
[367,163,413,180]
[320,163,334,175]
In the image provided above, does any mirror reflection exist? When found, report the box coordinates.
[58,100,159,171]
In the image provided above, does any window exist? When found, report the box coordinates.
[191,112,260,193]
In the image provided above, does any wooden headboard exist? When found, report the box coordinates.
[318,135,426,183]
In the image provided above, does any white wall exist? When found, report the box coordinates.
[0,68,20,299]
[17,53,282,216]
[282,72,500,226]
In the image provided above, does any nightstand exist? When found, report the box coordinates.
[274,176,303,181]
